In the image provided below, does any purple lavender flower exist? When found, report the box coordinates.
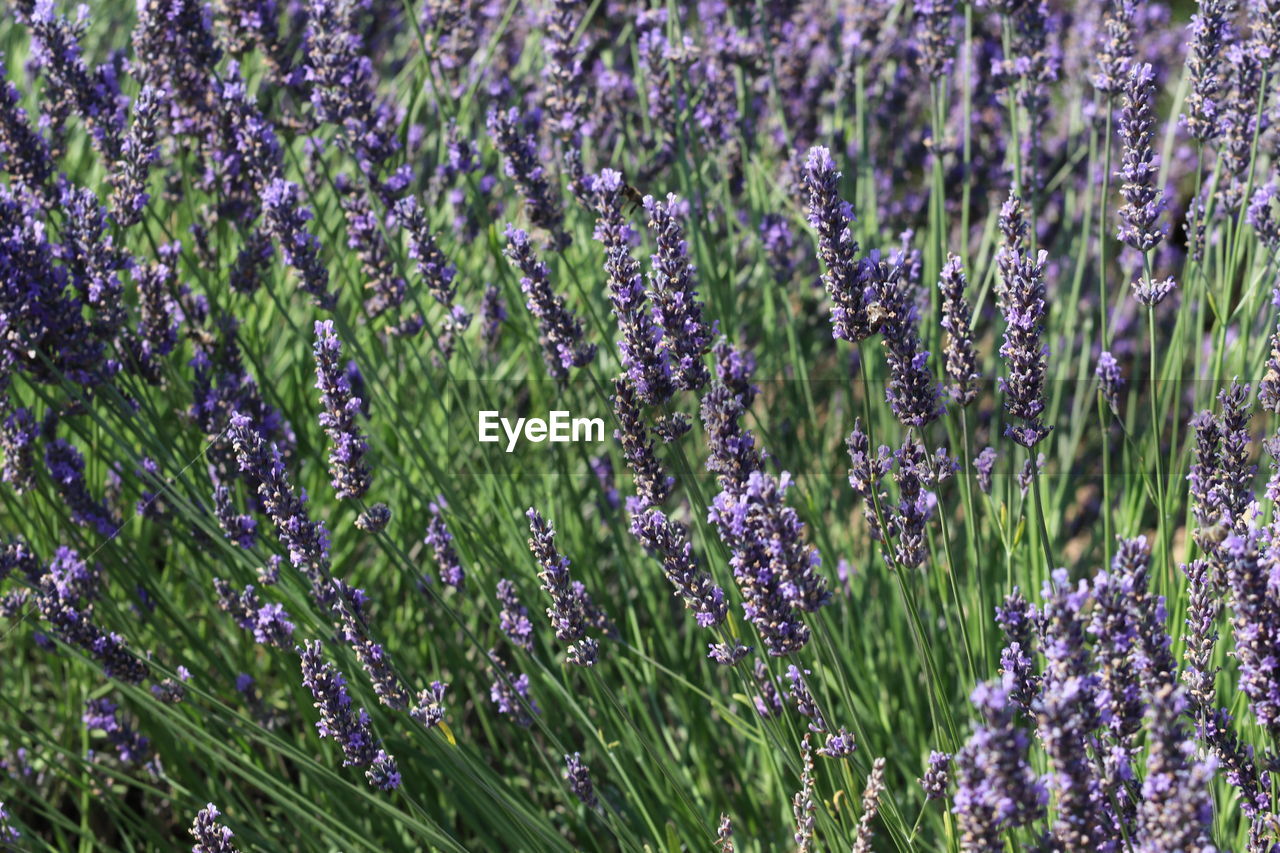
[996,193,1051,447]
[213,485,257,548]
[424,497,465,588]
[409,681,447,730]
[298,640,400,790]
[995,590,1040,717]
[543,0,588,197]
[0,58,53,194]
[1222,530,1280,738]
[701,343,765,490]
[214,579,296,648]
[612,376,674,513]
[489,651,538,726]
[1180,558,1220,710]
[974,446,998,495]
[0,407,36,493]
[1134,685,1217,852]
[526,508,603,666]
[312,321,371,500]
[496,578,535,652]
[395,195,465,318]
[26,0,124,160]
[563,752,597,808]
[1182,0,1235,142]
[190,803,240,853]
[0,801,18,846]
[1117,63,1166,252]
[644,193,713,391]
[1096,351,1125,411]
[1092,0,1136,95]
[590,454,620,511]
[488,108,568,248]
[751,658,784,717]
[915,0,955,79]
[801,146,875,343]
[709,470,827,655]
[591,170,674,405]
[938,254,979,406]
[502,224,596,381]
[786,665,827,732]
[262,179,334,309]
[480,284,506,350]
[45,439,117,536]
[885,431,936,569]
[355,503,391,533]
[303,0,399,187]
[874,251,944,427]
[83,697,150,766]
[336,179,406,321]
[952,682,1046,848]
[630,508,727,628]
[715,814,734,852]
[111,85,161,227]
[920,750,951,800]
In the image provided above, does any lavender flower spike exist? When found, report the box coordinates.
[996,193,1051,447]
[631,508,728,628]
[591,169,674,406]
[262,179,335,310]
[563,752,597,807]
[938,254,979,407]
[487,107,569,249]
[313,321,372,500]
[190,803,241,853]
[1117,63,1166,253]
[424,497,465,588]
[298,640,400,790]
[612,376,674,513]
[502,224,596,382]
[952,682,1046,848]
[644,193,713,391]
[802,146,875,343]
[526,508,602,666]
[1134,685,1217,852]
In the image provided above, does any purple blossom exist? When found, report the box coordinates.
[952,682,1046,848]
[874,251,944,427]
[111,84,161,226]
[298,640,400,790]
[1182,0,1235,142]
[996,193,1051,447]
[644,193,713,391]
[45,439,117,536]
[312,320,371,500]
[261,179,334,309]
[938,254,979,406]
[1096,351,1124,411]
[590,169,674,406]
[974,446,998,495]
[424,497,465,588]
[488,108,568,248]
[563,752,597,807]
[920,750,951,800]
[496,578,535,652]
[612,376,673,513]
[526,508,604,666]
[709,470,827,655]
[190,803,240,853]
[1117,63,1166,252]
[1134,685,1217,852]
[502,224,595,381]
[630,508,728,629]
[801,146,875,343]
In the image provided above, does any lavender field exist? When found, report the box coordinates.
[1,0,1279,849]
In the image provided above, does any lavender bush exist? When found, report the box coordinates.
[2,0,1280,849]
